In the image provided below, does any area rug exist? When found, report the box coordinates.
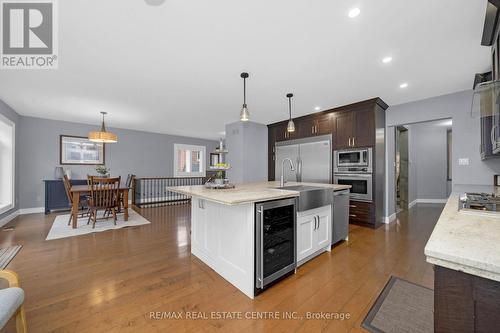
[362,276,434,333]
[46,210,151,240]
[0,245,22,269]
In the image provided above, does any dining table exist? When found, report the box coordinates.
[69,185,130,229]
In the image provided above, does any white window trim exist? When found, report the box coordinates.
[0,113,15,215]
[173,144,206,178]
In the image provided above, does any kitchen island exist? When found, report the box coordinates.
[424,186,500,332]
[168,181,350,298]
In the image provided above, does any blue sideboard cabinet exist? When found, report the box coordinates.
[43,179,87,214]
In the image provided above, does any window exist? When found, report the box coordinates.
[0,114,15,214]
[174,144,206,177]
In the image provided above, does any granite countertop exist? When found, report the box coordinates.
[167,181,351,206]
[424,188,500,282]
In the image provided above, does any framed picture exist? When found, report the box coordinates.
[210,153,220,166]
[60,135,105,165]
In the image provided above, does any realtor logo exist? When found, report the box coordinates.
[1,0,58,69]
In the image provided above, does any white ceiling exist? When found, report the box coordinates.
[0,0,491,140]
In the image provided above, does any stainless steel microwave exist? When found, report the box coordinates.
[334,148,372,173]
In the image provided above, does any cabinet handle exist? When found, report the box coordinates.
[491,125,498,146]
[312,126,314,134]
[348,138,351,147]
[349,214,357,218]
[349,205,357,208]
[313,216,317,230]
[352,137,355,146]
[316,215,320,229]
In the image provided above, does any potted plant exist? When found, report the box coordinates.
[215,171,224,185]
[95,165,110,177]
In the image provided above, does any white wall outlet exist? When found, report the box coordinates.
[458,158,470,166]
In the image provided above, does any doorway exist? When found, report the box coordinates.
[395,126,409,212]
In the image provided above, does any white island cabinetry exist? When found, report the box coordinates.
[297,205,332,265]
[168,181,350,299]
[191,197,255,298]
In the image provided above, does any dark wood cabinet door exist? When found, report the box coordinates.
[434,266,475,333]
[287,125,299,140]
[268,127,276,180]
[314,114,334,136]
[296,117,315,138]
[274,123,288,142]
[333,111,353,149]
[473,273,500,333]
[353,109,375,148]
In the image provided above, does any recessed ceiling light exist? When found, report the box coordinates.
[314,106,321,111]
[144,0,166,6]
[382,56,393,64]
[399,83,408,89]
[348,7,360,18]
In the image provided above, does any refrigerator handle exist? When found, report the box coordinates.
[296,157,302,182]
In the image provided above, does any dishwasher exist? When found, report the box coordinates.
[332,189,349,245]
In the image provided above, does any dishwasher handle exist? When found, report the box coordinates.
[334,189,350,196]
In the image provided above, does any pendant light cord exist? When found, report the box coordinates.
[101,112,106,132]
[243,77,246,106]
[288,97,292,119]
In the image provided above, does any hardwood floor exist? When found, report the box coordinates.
[0,203,443,333]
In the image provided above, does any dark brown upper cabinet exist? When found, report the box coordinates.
[333,111,353,149]
[267,98,388,181]
[352,109,375,148]
[333,107,375,149]
[274,123,288,142]
[312,113,334,136]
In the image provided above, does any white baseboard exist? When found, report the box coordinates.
[19,207,45,215]
[0,210,20,228]
[415,199,448,204]
[383,212,397,224]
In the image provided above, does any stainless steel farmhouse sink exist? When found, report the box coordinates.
[277,185,333,212]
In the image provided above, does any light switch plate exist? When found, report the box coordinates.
[458,158,470,166]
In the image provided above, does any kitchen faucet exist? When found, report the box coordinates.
[280,158,296,187]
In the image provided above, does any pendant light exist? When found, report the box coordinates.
[240,72,250,121]
[88,111,118,143]
[286,93,295,132]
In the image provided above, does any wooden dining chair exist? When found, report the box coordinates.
[88,176,121,228]
[0,270,27,333]
[118,174,135,212]
[63,175,89,226]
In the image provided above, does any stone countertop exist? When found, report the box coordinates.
[167,181,351,206]
[424,188,500,282]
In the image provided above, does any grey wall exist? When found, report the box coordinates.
[408,127,418,205]
[225,121,268,184]
[18,116,218,209]
[0,100,19,221]
[408,121,449,201]
[385,90,500,217]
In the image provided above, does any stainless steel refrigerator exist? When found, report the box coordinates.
[275,135,332,184]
